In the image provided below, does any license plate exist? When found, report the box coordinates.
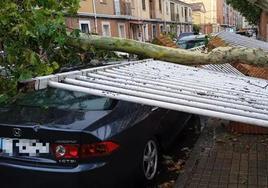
[0,138,49,157]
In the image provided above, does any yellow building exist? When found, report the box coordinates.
[183,0,219,33]
[190,2,206,25]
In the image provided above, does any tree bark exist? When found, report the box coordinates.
[68,34,268,67]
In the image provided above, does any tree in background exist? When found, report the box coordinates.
[226,0,262,25]
[0,0,83,102]
[193,24,201,34]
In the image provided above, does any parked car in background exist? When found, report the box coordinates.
[177,32,195,40]
[177,34,207,49]
[0,88,199,188]
[236,29,253,37]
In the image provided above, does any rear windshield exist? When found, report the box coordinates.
[178,39,206,49]
[14,88,115,111]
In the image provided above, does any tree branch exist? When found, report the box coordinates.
[247,0,268,11]
[68,34,268,67]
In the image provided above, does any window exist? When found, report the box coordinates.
[159,0,162,12]
[177,25,181,35]
[114,0,121,15]
[166,25,170,33]
[102,22,111,37]
[14,88,115,112]
[176,5,180,21]
[152,24,157,38]
[181,7,184,17]
[142,0,146,10]
[189,8,192,17]
[79,20,91,33]
[170,2,175,21]
[143,24,149,41]
[118,23,126,38]
[159,24,164,33]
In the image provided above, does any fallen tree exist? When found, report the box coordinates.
[69,34,268,67]
[1,0,268,103]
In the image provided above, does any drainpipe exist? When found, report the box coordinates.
[93,0,98,34]
[164,0,167,33]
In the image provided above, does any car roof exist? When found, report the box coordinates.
[179,34,206,41]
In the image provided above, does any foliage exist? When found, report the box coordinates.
[226,0,262,25]
[0,0,83,102]
[193,24,200,34]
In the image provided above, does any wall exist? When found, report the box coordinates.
[216,0,224,25]
[79,0,94,13]
[155,0,164,20]
[95,0,115,15]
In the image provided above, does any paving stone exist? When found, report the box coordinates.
[228,184,238,188]
[174,122,268,188]
[258,176,267,186]
[248,176,257,185]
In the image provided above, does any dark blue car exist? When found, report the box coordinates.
[0,88,197,188]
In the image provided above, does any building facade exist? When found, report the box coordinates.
[183,0,243,34]
[66,0,193,41]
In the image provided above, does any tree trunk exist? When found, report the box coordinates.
[68,34,268,67]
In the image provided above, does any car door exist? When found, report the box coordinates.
[159,109,191,148]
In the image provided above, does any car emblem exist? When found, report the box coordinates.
[13,128,22,137]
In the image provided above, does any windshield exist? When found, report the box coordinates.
[13,88,115,111]
[178,39,206,49]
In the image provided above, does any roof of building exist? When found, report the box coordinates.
[174,0,192,7]
[190,2,206,12]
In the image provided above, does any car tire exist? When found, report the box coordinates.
[139,138,159,184]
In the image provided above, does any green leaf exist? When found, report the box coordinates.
[18,71,33,81]
[52,61,59,70]
[0,94,8,104]
[29,51,38,65]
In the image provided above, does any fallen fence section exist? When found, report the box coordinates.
[216,31,268,52]
[202,63,245,76]
[30,59,268,127]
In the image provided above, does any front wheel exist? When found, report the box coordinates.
[141,139,159,181]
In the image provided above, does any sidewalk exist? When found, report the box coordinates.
[175,119,268,188]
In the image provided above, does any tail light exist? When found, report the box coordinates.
[52,141,119,160]
[80,141,119,158]
[52,144,79,159]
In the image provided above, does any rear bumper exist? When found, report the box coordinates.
[0,160,111,188]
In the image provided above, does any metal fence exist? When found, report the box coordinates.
[216,31,268,52]
[30,59,268,127]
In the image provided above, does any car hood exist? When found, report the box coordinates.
[0,105,111,131]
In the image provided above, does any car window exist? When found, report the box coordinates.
[178,39,206,49]
[14,88,115,111]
